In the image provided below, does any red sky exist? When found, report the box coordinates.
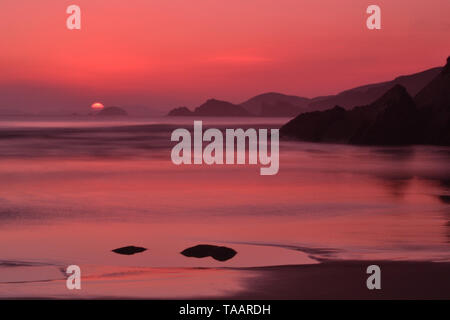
[0,0,449,114]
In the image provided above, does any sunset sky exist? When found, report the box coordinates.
[0,0,449,114]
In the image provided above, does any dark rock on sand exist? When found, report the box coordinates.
[112,246,147,255]
[181,244,237,261]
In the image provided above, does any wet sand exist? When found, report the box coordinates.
[226,260,450,300]
[3,260,449,299]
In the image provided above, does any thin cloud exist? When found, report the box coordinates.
[208,55,273,64]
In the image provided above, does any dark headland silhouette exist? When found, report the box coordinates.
[280,57,450,146]
[167,65,443,117]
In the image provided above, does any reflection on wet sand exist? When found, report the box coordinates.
[0,118,449,298]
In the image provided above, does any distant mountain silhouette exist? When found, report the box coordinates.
[168,106,193,116]
[281,57,450,146]
[240,92,310,117]
[168,94,307,117]
[168,99,251,117]
[195,99,250,116]
[97,106,128,116]
[308,67,442,111]
[167,62,444,119]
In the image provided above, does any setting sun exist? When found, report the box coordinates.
[91,102,104,110]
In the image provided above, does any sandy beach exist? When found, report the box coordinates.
[2,259,449,299]
[228,260,450,300]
